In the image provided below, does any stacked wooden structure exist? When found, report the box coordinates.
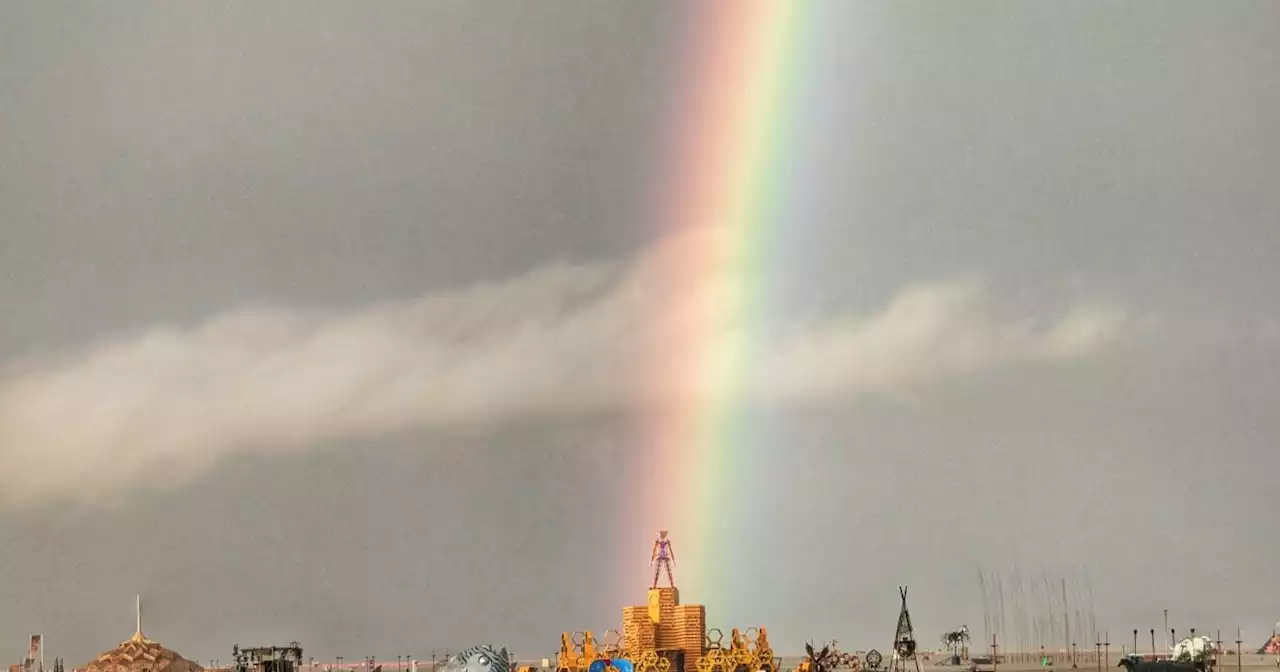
[622,588,706,672]
[557,539,772,672]
[622,606,656,653]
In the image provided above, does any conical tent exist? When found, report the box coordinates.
[1258,634,1280,655]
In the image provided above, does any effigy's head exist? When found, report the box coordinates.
[443,647,510,672]
[658,530,668,539]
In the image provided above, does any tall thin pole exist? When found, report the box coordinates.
[1063,578,1071,658]
[992,633,998,672]
[1235,629,1242,672]
[1151,631,1156,661]
[1164,613,1169,654]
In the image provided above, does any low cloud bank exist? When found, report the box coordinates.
[0,228,1123,510]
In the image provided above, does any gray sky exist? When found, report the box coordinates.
[2,0,1279,666]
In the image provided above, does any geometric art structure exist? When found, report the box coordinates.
[80,634,204,672]
[79,597,203,672]
[1258,634,1280,656]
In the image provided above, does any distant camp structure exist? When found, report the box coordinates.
[232,645,304,672]
[79,597,203,672]
[1117,659,1203,672]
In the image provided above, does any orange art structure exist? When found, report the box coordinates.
[558,536,775,672]
[80,597,202,672]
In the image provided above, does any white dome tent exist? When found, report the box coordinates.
[1171,636,1214,661]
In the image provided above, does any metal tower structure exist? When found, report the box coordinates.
[892,587,921,672]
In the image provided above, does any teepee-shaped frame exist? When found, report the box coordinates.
[891,587,921,672]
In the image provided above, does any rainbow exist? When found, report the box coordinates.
[620,1,814,609]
